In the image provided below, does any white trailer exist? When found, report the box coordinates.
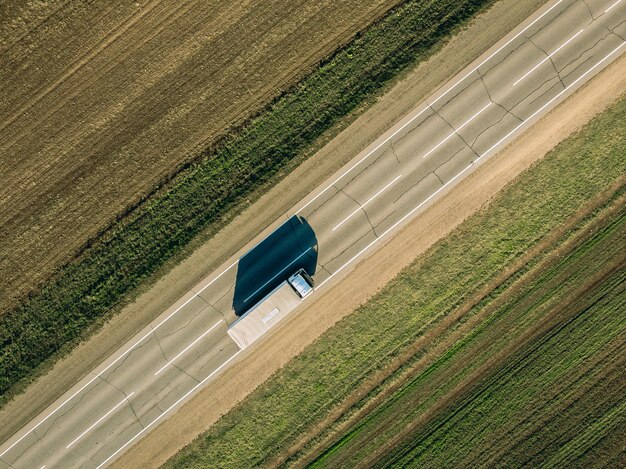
[227,269,313,350]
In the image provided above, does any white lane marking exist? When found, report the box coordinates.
[243,247,314,303]
[513,29,584,86]
[96,352,241,469]
[66,393,135,449]
[95,37,626,469]
[319,164,473,288]
[318,41,626,288]
[294,0,565,216]
[481,41,625,158]
[0,261,238,459]
[422,103,492,159]
[606,0,621,12]
[0,0,569,459]
[332,175,402,231]
[154,321,223,376]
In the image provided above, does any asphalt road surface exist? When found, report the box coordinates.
[1,0,624,467]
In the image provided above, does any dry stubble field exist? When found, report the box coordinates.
[0,0,399,313]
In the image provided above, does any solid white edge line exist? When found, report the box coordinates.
[154,321,223,376]
[66,392,135,449]
[318,40,625,288]
[294,0,565,216]
[422,102,492,159]
[332,175,402,231]
[95,352,241,469]
[0,261,239,459]
[480,41,625,159]
[606,0,621,12]
[513,29,584,86]
[0,0,569,460]
[243,247,314,303]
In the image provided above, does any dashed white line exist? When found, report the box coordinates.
[95,352,241,469]
[332,175,402,231]
[66,393,135,449]
[318,40,626,289]
[422,103,491,159]
[606,0,621,12]
[513,29,584,86]
[294,0,565,215]
[154,321,223,376]
[481,41,625,158]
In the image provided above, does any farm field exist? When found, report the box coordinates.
[0,0,499,407]
[309,185,625,468]
[163,93,626,468]
[0,0,401,314]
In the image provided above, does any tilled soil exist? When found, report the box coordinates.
[0,0,400,312]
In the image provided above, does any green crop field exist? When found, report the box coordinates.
[312,192,625,468]
[164,95,626,468]
[0,0,496,405]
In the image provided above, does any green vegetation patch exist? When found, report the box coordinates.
[0,0,496,403]
[163,95,626,467]
[318,201,625,468]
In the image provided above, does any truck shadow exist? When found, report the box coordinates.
[232,215,318,316]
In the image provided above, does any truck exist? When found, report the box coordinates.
[227,269,314,350]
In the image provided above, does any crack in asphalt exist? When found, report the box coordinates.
[527,36,568,88]
[156,304,207,342]
[476,70,524,122]
[430,106,480,158]
[319,227,374,268]
[152,326,170,362]
[581,0,599,21]
[335,186,379,237]
[389,144,402,164]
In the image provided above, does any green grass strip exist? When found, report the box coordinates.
[0,0,497,403]
[162,91,626,467]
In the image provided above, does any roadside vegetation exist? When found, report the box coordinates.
[164,95,626,468]
[312,191,625,468]
[0,0,496,405]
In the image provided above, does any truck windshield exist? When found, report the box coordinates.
[288,271,313,298]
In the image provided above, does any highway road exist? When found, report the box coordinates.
[1,0,624,467]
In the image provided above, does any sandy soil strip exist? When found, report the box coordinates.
[115,18,626,469]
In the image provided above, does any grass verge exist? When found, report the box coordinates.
[0,0,496,404]
[314,194,625,468]
[163,95,625,468]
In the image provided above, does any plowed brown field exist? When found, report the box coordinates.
[0,0,399,312]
